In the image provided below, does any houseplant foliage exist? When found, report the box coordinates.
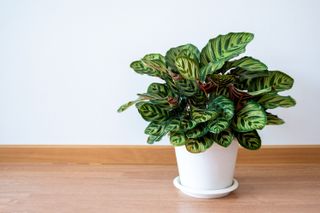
[118,32,296,153]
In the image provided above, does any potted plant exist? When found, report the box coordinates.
[118,32,296,198]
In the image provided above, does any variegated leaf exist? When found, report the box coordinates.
[175,57,199,80]
[165,44,200,71]
[175,79,199,97]
[199,61,225,82]
[208,96,235,120]
[225,56,267,72]
[170,132,187,146]
[208,118,230,134]
[147,83,171,98]
[180,119,197,131]
[185,137,213,153]
[211,74,236,87]
[117,98,144,113]
[257,93,296,109]
[136,102,169,122]
[144,122,165,135]
[200,32,254,65]
[213,129,234,147]
[266,112,285,125]
[191,109,219,124]
[232,100,267,132]
[248,71,294,92]
[235,130,261,150]
[186,124,209,139]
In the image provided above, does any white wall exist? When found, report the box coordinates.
[0,0,319,145]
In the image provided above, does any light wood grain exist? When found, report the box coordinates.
[0,163,319,213]
[1,145,320,164]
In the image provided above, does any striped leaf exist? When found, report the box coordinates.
[232,101,267,132]
[211,74,236,87]
[117,98,145,113]
[257,93,296,109]
[136,102,169,122]
[180,119,197,131]
[213,129,234,148]
[130,60,162,78]
[208,96,235,120]
[232,68,269,82]
[248,71,294,92]
[185,137,214,153]
[165,44,200,71]
[165,77,180,95]
[200,32,254,65]
[170,132,187,146]
[235,130,261,150]
[147,83,172,98]
[175,57,199,80]
[142,53,168,74]
[191,109,219,124]
[186,124,209,139]
[144,122,165,135]
[175,79,199,97]
[188,90,208,108]
[208,118,230,134]
[146,119,180,144]
[226,56,267,72]
[147,135,159,144]
[266,112,285,125]
[130,54,168,79]
[199,61,225,81]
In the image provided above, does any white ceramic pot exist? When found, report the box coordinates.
[173,139,239,198]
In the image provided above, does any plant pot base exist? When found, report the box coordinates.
[173,176,239,199]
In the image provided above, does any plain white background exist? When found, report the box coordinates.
[0,0,319,145]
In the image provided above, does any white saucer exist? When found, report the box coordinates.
[173,176,239,199]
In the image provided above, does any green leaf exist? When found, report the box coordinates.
[180,119,197,131]
[146,119,181,144]
[141,53,168,74]
[257,93,296,109]
[136,102,169,122]
[131,54,168,79]
[147,83,171,98]
[226,56,267,72]
[170,132,187,146]
[175,79,199,97]
[232,100,267,132]
[232,68,269,82]
[165,44,200,71]
[117,96,149,112]
[266,112,285,125]
[188,90,208,108]
[248,71,294,92]
[246,87,272,96]
[147,135,159,144]
[144,122,165,135]
[186,124,209,139]
[199,61,225,81]
[213,129,234,148]
[208,96,235,120]
[175,56,199,80]
[185,137,213,153]
[211,74,236,87]
[200,32,254,65]
[191,109,219,124]
[235,130,261,150]
[208,118,230,134]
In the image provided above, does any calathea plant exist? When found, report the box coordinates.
[118,32,296,153]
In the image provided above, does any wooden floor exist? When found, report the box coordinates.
[0,163,319,213]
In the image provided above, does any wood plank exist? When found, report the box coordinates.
[0,163,319,213]
[1,145,320,164]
